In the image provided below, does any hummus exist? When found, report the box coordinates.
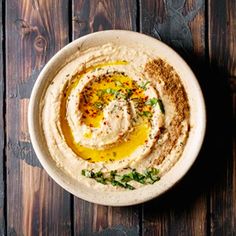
[41,44,190,190]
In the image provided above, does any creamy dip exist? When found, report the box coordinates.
[41,43,190,190]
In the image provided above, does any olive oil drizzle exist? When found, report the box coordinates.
[60,61,153,163]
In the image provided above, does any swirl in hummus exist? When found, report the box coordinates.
[41,44,190,190]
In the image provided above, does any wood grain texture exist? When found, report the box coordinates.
[1,0,234,234]
[208,0,236,77]
[208,0,236,234]
[233,93,236,235]
[206,86,234,235]
[72,0,137,38]
[141,0,205,60]
[0,0,5,234]
[72,1,140,235]
[74,200,140,235]
[6,0,71,234]
[141,0,208,235]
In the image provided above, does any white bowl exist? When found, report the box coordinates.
[28,30,206,206]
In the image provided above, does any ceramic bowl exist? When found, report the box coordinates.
[28,30,206,206]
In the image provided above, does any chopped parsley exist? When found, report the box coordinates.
[146,98,165,114]
[104,88,117,95]
[140,111,152,117]
[94,102,103,110]
[111,180,135,190]
[81,167,161,190]
[81,169,107,184]
[140,81,150,90]
[98,87,134,101]
[146,98,158,106]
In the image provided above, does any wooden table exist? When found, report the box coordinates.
[0,0,235,235]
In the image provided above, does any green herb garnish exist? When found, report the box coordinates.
[95,176,107,184]
[140,81,150,90]
[146,98,165,114]
[110,170,117,179]
[140,111,152,117]
[81,169,107,184]
[111,180,135,190]
[146,98,158,106]
[120,172,133,182]
[144,168,160,184]
[94,102,103,110]
[125,183,136,190]
[131,170,146,184]
[81,169,93,178]
[104,88,117,95]
[81,167,160,190]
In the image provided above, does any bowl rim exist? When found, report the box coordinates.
[28,30,206,206]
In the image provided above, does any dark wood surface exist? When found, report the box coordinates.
[5,1,71,235]
[0,0,235,235]
[0,0,5,234]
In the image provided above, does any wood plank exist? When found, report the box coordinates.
[141,0,205,60]
[233,92,236,235]
[0,0,6,234]
[207,90,235,235]
[74,201,140,235]
[6,0,72,234]
[72,0,137,38]
[207,88,234,235]
[208,0,236,234]
[141,0,208,235]
[208,0,236,77]
[72,1,140,235]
